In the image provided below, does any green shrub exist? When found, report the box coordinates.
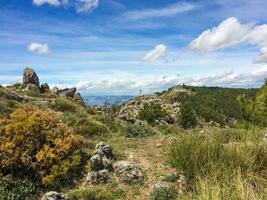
[180,104,198,129]
[0,175,39,200]
[0,107,84,188]
[50,98,80,113]
[138,102,167,124]
[122,123,155,137]
[67,187,125,200]
[74,117,109,137]
[150,186,177,200]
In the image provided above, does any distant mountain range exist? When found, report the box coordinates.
[82,95,135,106]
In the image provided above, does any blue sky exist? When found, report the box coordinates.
[1,0,267,95]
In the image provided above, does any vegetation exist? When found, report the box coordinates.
[0,107,85,195]
[180,103,198,129]
[168,128,267,199]
[138,102,168,124]
[238,80,267,126]
[170,86,258,125]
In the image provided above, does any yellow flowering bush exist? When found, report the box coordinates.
[0,107,84,186]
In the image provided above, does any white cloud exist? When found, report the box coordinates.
[254,47,267,63]
[123,2,197,21]
[76,0,99,13]
[143,44,167,63]
[189,17,253,53]
[248,24,267,47]
[33,0,62,6]
[28,43,50,54]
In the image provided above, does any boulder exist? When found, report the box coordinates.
[58,88,76,98]
[90,154,103,171]
[74,92,86,107]
[114,161,143,183]
[94,142,113,159]
[22,67,40,88]
[41,191,68,200]
[101,155,113,171]
[86,169,109,185]
[52,87,59,94]
[40,83,50,93]
[25,83,40,93]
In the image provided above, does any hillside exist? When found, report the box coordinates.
[0,68,266,200]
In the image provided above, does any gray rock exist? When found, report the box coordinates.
[74,92,86,107]
[8,91,24,102]
[22,67,40,88]
[90,154,103,171]
[52,87,59,94]
[41,191,68,200]
[94,142,113,159]
[114,161,143,183]
[25,83,40,93]
[86,169,109,184]
[58,87,76,98]
[102,156,113,171]
[40,83,50,93]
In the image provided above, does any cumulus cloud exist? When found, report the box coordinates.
[33,0,62,6]
[189,17,253,53]
[28,43,50,54]
[143,44,167,63]
[248,25,267,47]
[76,0,99,13]
[123,2,197,21]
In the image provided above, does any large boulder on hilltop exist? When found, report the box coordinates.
[22,67,40,88]
[58,87,76,98]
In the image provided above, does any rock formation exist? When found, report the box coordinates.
[22,67,40,92]
[41,191,68,200]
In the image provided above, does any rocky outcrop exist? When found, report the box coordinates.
[40,83,50,93]
[58,88,76,98]
[41,191,68,200]
[90,142,113,171]
[22,67,40,92]
[113,161,143,183]
[74,92,86,107]
[118,94,181,125]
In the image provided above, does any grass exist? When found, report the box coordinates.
[168,128,267,199]
[67,187,126,200]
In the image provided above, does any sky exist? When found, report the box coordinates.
[1,0,267,95]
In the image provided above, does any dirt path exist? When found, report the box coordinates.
[121,135,177,200]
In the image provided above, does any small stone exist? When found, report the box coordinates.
[86,169,109,185]
[114,161,143,183]
[94,142,113,159]
[41,191,68,200]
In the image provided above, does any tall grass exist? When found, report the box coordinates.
[168,128,267,199]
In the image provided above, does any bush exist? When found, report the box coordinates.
[50,98,80,113]
[138,102,167,124]
[0,107,84,188]
[150,186,177,200]
[74,117,109,137]
[122,123,155,137]
[168,129,267,198]
[180,104,198,129]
